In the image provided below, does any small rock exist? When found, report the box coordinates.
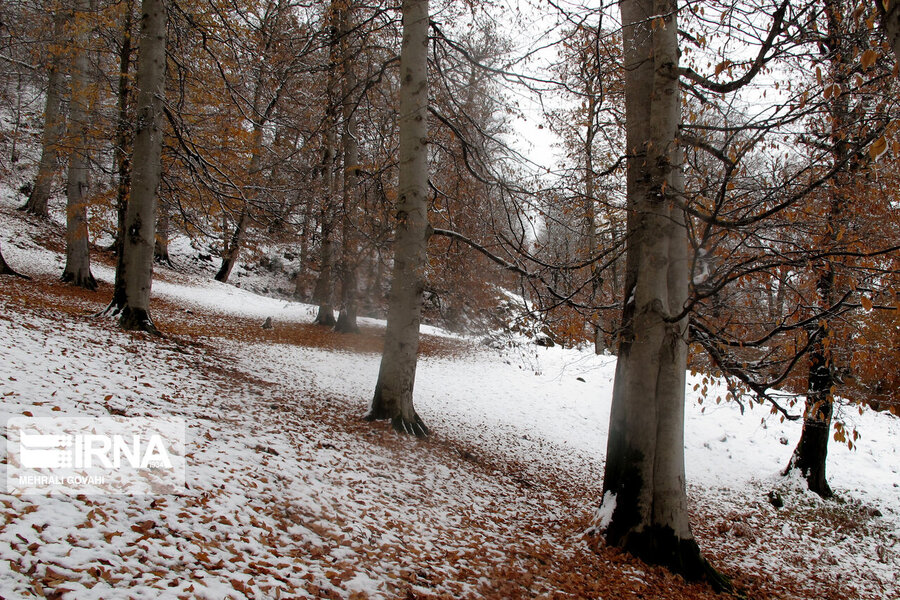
[576,377,585,383]
[261,317,274,329]
[779,436,789,445]
[767,490,784,508]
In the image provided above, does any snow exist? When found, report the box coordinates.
[2,189,899,598]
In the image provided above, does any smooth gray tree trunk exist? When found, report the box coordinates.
[61,0,97,291]
[336,1,360,334]
[600,0,727,588]
[366,0,430,437]
[23,7,68,218]
[118,0,167,333]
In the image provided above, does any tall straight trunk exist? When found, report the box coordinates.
[106,0,134,315]
[366,0,430,437]
[294,190,313,300]
[23,7,68,218]
[118,0,167,333]
[61,0,97,291]
[583,93,602,354]
[313,6,340,326]
[786,0,850,499]
[336,0,360,334]
[600,0,725,587]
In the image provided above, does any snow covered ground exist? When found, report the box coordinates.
[1,191,899,599]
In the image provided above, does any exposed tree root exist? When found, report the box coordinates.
[60,270,97,291]
[614,528,737,596]
[118,306,162,336]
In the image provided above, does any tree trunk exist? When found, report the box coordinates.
[216,78,267,284]
[0,242,29,279]
[880,0,900,64]
[785,0,850,499]
[294,189,313,300]
[600,0,726,588]
[105,0,134,316]
[23,7,67,218]
[313,204,337,325]
[313,8,340,326]
[118,0,167,334]
[61,0,97,291]
[215,210,247,282]
[584,93,602,354]
[366,0,430,437]
[154,201,172,265]
[335,0,360,334]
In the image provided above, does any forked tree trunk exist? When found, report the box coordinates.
[23,7,67,218]
[118,0,167,334]
[61,0,97,291]
[335,0,360,334]
[600,0,726,588]
[366,0,430,437]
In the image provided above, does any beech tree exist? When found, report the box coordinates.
[367,0,430,436]
[61,0,97,290]
[22,4,67,218]
[334,0,361,334]
[597,0,731,584]
[118,0,167,333]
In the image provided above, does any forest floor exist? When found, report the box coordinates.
[1,197,899,600]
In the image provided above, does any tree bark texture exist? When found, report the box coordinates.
[23,7,68,218]
[786,0,850,499]
[367,0,430,437]
[106,0,134,316]
[880,0,900,64]
[118,0,167,333]
[600,0,725,587]
[336,0,361,334]
[61,0,97,291]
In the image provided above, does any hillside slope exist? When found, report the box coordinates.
[1,194,899,599]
